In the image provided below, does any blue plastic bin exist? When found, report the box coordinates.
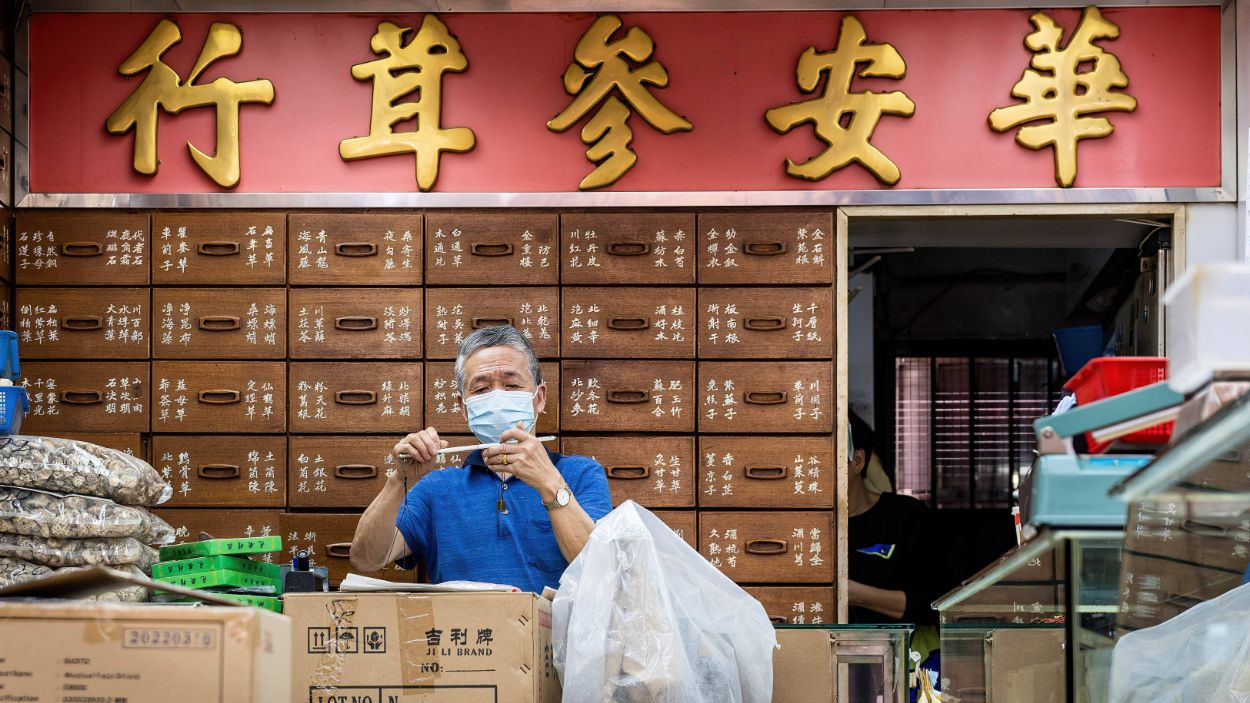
[0,331,17,381]
[0,386,28,435]
[1053,325,1104,377]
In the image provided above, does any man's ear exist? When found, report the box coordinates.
[534,382,547,415]
[850,448,867,474]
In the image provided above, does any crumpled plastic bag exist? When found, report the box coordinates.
[1109,580,1250,703]
[0,487,175,544]
[553,500,777,703]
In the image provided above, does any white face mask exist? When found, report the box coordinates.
[463,388,538,445]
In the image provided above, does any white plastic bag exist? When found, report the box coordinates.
[1109,579,1250,703]
[553,500,777,703]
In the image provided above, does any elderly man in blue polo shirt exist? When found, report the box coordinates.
[351,325,613,593]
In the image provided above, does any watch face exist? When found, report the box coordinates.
[556,486,571,507]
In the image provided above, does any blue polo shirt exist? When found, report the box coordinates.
[395,449,613,594]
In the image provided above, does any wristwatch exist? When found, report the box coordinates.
[542,484,572,511]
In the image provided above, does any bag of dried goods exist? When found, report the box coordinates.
[0,435,171,506]
[0,487,175,544]
[0,555,50,588]
[0,533,159,570]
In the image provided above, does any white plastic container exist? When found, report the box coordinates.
[1163,263,1250,393]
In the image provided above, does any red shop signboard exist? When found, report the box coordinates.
[27,8,1221,196]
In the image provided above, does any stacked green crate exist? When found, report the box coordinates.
[153,537,284,613]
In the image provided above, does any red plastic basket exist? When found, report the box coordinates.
[1063,357,1173,453]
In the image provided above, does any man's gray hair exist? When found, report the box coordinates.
[453,325,543,396]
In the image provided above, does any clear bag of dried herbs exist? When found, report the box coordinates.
[0,533,159,570]
[0,487,176,544]
[0,435,171,506]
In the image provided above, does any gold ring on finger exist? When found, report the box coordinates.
[502,454,509,466]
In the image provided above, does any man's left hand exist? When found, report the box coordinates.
[481,423,562,500]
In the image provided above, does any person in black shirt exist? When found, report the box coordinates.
[847,412,942,628]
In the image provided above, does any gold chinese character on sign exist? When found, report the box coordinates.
[548,15,692,191]
[765,16,914,186]
[340,17,476,192]
[105,19,275,189]
[989,6,1137,187]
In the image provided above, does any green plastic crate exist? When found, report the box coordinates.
[152,554,283,581]
[158,535,282,561]
[155,568,282,592]
[170,592,283,613]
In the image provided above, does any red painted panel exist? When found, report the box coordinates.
[29,9,1220,194]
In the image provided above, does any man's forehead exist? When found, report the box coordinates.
[464,346,531,377]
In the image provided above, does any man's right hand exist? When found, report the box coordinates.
[392,427,448,483]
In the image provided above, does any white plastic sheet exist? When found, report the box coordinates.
[1109,579,1250,703]
[553,500,777,703]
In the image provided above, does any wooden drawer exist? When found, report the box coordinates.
[153,509,283,563]
[289,288,421,359]
[1126,502,1250,574]
[699,436,834,508]
[697,287,833,359]
[1120,552,1242,629]
[19,361,149,433]
[561,287,694,358]
[743,586,834,624]
[425,212,557,285]
[281,512,412,586]
[698,362,833,433]
[151,361,286,433]
[561,436,695,508]
[53,432,146,460]
[16,287,149,359]
[560,213,695,284]
[955,584,1063,622]
[560,361,695,433]
[697,212,833,285]
[288,212,422,286]
[0,208,12,283]
[699,511,833,583]
[153,288,286,359]
[425,287,559,359]
[15,212,150,285]
[153,435,286,508]
[287,435,460,509]
[0,283,8,330]
[289,362,422,434]
[152,212,286,285]
[424,361,559,436]
[653,510,697,550]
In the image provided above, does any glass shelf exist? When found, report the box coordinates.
[933,528,1124,703]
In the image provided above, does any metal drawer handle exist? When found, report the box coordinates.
[198,464,240,480]
[606,390,649,404]
[745,241,787,256]
[471,317,512,329]
[335,390,377,405]
[607,242,650,256]
[198,316,241,331]
[745,391,788,405]
[326,543,352,559]
[197,241,240,256]
[61,390,103,405]
[61,242,103,257]
[1181,519,1230,537]
[61,316,103,331]
[744,466,787,480]
[336,242,378,257]
[744,317,786,331]
[744,539,788,555]
[769,616,788,625]
[198,390,241,405]
[335,464,378,479]
[606,465,650,480]
[335,316,378,331]
[1164,593,1204,609]
[471,243,513,257]
[607,317,649,331]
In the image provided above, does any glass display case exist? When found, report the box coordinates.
[933,529,1124,703]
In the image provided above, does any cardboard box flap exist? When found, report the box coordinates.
[0,565,244,606]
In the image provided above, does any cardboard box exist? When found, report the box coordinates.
[0,598,291,703]
[986,628,1065,703]
[286,591,560,703]
[773,627,910,703]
